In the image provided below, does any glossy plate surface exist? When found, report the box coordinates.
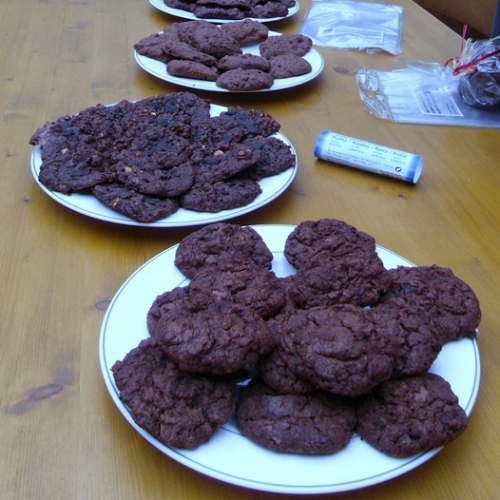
[31,106,297,227]
[135,30,324,93]
[99,224,480,494]
[149,0,299,24]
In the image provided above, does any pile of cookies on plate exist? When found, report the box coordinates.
[135,19,314,90]
[112,219,481,457]
[30,92,295,222]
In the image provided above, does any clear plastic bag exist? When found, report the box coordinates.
[451,37,500,108]
[300,0,403,55]
[355,55,500,127]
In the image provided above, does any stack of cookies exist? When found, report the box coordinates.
[112,219,481,457]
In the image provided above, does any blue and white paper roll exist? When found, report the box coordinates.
[314,131,422,184]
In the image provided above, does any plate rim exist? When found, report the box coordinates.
[99,223,481,494]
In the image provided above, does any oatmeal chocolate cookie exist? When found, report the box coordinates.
[219,19,269,46]
[216,68,274,91]
[217,53,271,72]
[192,143,262,184]
[286,251,389,309]
[187,267,286,319]
[167,60,220,81]
[369,303,442,378]
[174,222,273,279]
[377,265,481,343]
[112,337,236,449]
[259,34,312,59]
[236,380,356,454]
[237,136,295,180]
[37,152,117,194]
[284,218,376,270]
[92,183,179,223]
[179,179,262,212]
[221,106,281,137]
[268,53,312,79]
[155,301,275,374]
[277,304,399,397]
[114,161,194,197]
[355,373,468,457]
[193,5,247,20]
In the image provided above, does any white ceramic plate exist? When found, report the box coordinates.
[149,0,299,24]
[99,224,481,494]
[30,105,297,227]
[135,30,324,93]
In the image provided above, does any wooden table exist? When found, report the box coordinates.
[1,0,499,498]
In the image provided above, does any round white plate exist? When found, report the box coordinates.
[99,224,481,494]
[135,30,324,93]
[30,105,297,227]
[149,0,299,24]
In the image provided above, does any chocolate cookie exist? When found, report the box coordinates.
[259,34,312,59]
[167,60,219,81]
[179,178,262,212]
[147,286,190,336]
[377,265,481,343]
[257,346,318,395]
[370,302,442,378]
[92,182,179,223]
[114,161,194,197]
[277,304,399,397]
[238,135,295,180]
[216,68,274,91]
[217,53,271,72]
[219,19,269,46]
[112,337,236,449]
[355,373,468,457]
[286,251,389,309]
[268,53,312,79]
[155,301,275,375]
[192,143,262,184]
[236,380,356,454]
[284,218,376,270]
[174,222,273,279]
[187,267,286,319]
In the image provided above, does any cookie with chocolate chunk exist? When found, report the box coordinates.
[377,264,481,343]
[277,304,399,397]
[188,267,285,319]
[112,337,236,449]
[284,218,376,270]
[174,222,273,279]
[286,251,389,309]
[155,301,275,375]
[236,380,356,454]
[355,373,468,457]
